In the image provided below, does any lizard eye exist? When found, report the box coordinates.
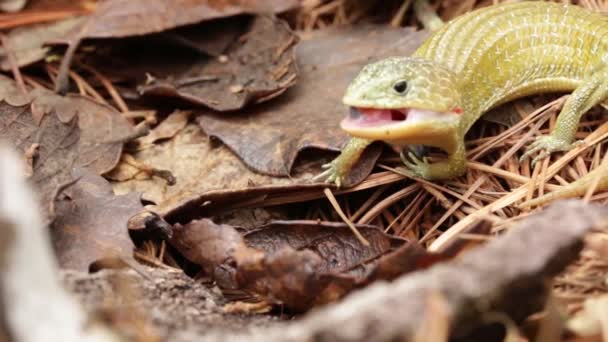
[393,80,409,94]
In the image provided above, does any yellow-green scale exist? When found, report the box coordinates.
[414,2,608,134]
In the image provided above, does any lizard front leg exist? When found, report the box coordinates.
[400,142,467,180]
[314,137,373,187]
[522,67,608,164]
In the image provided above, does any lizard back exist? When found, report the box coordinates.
[412,1,608,132]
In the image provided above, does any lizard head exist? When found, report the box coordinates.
[341,57,462,151]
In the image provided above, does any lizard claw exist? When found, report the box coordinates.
[312,160,345,188]
[400,150,431,178]
[520,135,581,167]
[321,162,333,170]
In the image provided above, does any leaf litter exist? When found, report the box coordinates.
[51,168,142,271]
[61,0,302,40]
[0,74,133,221]
[139,15,299,111]
[4,0,608,341]
[169,218,451,312]
[198,26,429,177]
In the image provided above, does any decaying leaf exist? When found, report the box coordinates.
[0,0,27,12]
[140,15,298,111]
[63,0,301,40]
[199,201,608,342]
[0,0,93,30]
[0,16,85,71]
[161,16,245,57]
[169,218,443,312]
[51,168,142,271]
[0,75,133,220]
[198,27,429,176]
[110,123,382,220]
[137,110,191,147]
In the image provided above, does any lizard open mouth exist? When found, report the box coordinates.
[341,106,459,130]
[342,107,408,127]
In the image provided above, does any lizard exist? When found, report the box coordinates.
[316,1,608,204]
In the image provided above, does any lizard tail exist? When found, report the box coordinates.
[519,165,608,208]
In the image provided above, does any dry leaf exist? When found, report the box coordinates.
[169,218,444,312]
[203,201,608,341]
[0,75,133,221]
[63,0,300,40]
[137,110,191,147]
[140,15,298,111]
[51,168,142,271]
[0,17,85,71]
[110,124,382,220]
[198,26,428,177]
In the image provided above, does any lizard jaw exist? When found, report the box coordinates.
[340,106,460,145]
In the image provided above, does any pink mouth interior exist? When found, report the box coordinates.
[343,107,408,127]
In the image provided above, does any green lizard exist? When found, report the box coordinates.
[317,1,608,203]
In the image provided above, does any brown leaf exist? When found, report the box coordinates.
[51,168,142,271]
[242,221,401,276]
[64,0,300,40]
[198,26,429,177]
[110,123,383,220]
[0,75,133,220]
[202,201,608,342]
[170,218,441,312]
[139,15,298,111]
[170,219,261,289]
[162,16,245,57]
[137,110,191,147]
[0,17,85,71]
[0,0,92,30]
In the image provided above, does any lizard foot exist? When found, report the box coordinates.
[400,151,432,179]
[312,160,347,188]
[520,135,584,166]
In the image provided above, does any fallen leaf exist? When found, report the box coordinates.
[0,0,27,12]
[0,16,85,71]
[137,110,191,147]
[169,218,441,312]
[0,75,133,221]
[140,15,298,111]
[51,168,142,271]
[160,16,245,57]
[198,26,429,177]
[206,201,608,341]
[110,123,382,220]
[0,0,93,29]
[63,0,301,40]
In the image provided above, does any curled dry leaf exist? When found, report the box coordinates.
[197,201,608,342]
[169,218,444,312]
[62,0,301,40]
[198,27,429,177]
[51,168,142,271]
[0,75,133,221]
[110,124,382,220]
[0,17,85,71]
[137,110,191,147]
[140,15,298,111]
[161,16,245,57]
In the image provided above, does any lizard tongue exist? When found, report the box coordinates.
[343,107,407,127]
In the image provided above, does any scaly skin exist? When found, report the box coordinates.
[319,1,608,199]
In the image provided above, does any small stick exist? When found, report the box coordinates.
[323,188,369,246]
[0,33,27,95]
